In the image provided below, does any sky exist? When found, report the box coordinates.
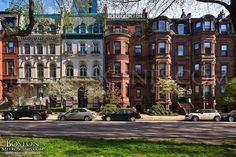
[0,0,229,18]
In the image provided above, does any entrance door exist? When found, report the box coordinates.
[78,88,88,107]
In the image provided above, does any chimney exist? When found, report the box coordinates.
[142,8,148,18]
[218,10,225,19]
[103,3,108,16]
[181,9,187,18]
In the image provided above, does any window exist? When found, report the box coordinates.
[114,41,121,54]
[80,43,86,54]
[204,85,211,98]
[38,25,44,31]
[126,84,129,97]
[7,60,14,76]
[135,26,142,36]
[37,63,44,80]
[204,21,211,31]
[114,62,121,74]
[221,87,225,94]
[93,24,99,33]
[24,44,30,54]
[25,63,31,79]
[37,44,43,54]
[50,63,56,79]
[178,24,185,34]
[177,44,184,56]
[50,44,56,54]
[195,86,200,94]
[66,43,72,53]
[159,20,166,31]
[159,63,166,77]
[205,63,211,77]
[194,43,200,55]
[8,41,14,53]
[151,43,155,55]
[93,43,99,53]
[123,26,128,33]
[135,44,142,56]
[80,23,86,34]
[221,65,228,77]
[204,42,211,54]
[125,63,129,74]
[93,65,100,77]
[135,64,142,75]
[195,22,201,32]
[220,24,227,34]
[108,26,113,33]
[115,25,120,32]
[194,63,200,77]
[159,42,165,55]
[125,43,129,55]
[221,44,228,56]
[136,89,141,98]
[177,65,184,77]
[66,65,73,77]
[80,65,87,77]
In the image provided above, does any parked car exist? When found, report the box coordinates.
[58,108,96,121]
[102,109,141,121]
[185,109,221,122]
[2,105,49,120]
[221,110,236,122]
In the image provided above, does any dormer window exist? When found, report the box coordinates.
[178,24,185,34]
[38,25,44,31]
[204,21,211,31]
[80,24,86,34]
[194,22,201,32]
[158,20,166,31]
[115,26,120,32]
[219,23,228,34]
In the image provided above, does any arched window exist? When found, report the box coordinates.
[50,63,57,80]
[80,23,86,34]
[158,20,166,31]
[25,63,31,79]
[80,65,87,77]
[24,44,30,54]
[93,65,100,77]
[66,64,73,77]
[37,63,44,80]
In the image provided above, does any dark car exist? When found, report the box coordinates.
[2,105,49,121]
[222,110,236,122]
[102,109,141,121]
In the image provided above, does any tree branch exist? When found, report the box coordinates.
[196,0,230,11]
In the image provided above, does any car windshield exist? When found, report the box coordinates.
[195,110,202,113]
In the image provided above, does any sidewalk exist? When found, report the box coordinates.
[48,113,185,121]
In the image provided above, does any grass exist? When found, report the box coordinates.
[0,136,236,157]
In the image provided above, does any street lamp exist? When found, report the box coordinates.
[186,87,192,113]
[39,87,43,109]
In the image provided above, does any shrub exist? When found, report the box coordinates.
[148,104,177,116]
[100,104,118,115]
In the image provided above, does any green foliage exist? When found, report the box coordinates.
[217,78,236,107]
[21,100,27,106]
[148,104,176,116]
[100,104,118,114]
[157,78,186,96]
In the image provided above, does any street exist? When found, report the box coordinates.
[0,120,236,139]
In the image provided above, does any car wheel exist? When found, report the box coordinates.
[228,116,234,122]
[106,116,111,121]
[4,114,11,120]
[33,114,41,121]
[192,116,199,121]
[214,116,221,122]
[60,116,66,121]
[130,117,136,122]
[84,116,91,121]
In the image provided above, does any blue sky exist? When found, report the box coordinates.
[0,0,9,11]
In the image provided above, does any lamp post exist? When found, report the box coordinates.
[186,87,192,113]
[39,87,43,109]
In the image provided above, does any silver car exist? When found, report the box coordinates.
[58,108,97,121]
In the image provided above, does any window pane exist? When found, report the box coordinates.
[8,41,14,53]
[195,22,201,32]
[178,45,184,56]
[135,64,142,74]
[221,44,227,56]
[159,20,166,31]
[221,65,227,76]
[114,41,121,54]
[204,21,211,31]
[135,26,142,36]
[135,44,142,56]
[205,64,211,77]
[159,42,165,54]
[204,42,211,54]
[177,65,184,77]
[114,62,121,74]
[8,61,14,76]
[178,24,185,34]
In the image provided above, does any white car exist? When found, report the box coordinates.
[185,109,221,122]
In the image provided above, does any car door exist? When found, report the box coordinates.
[199,110,208,120]
[67,109,79,120]
[112,110,123,120]
[77,109,88,120]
